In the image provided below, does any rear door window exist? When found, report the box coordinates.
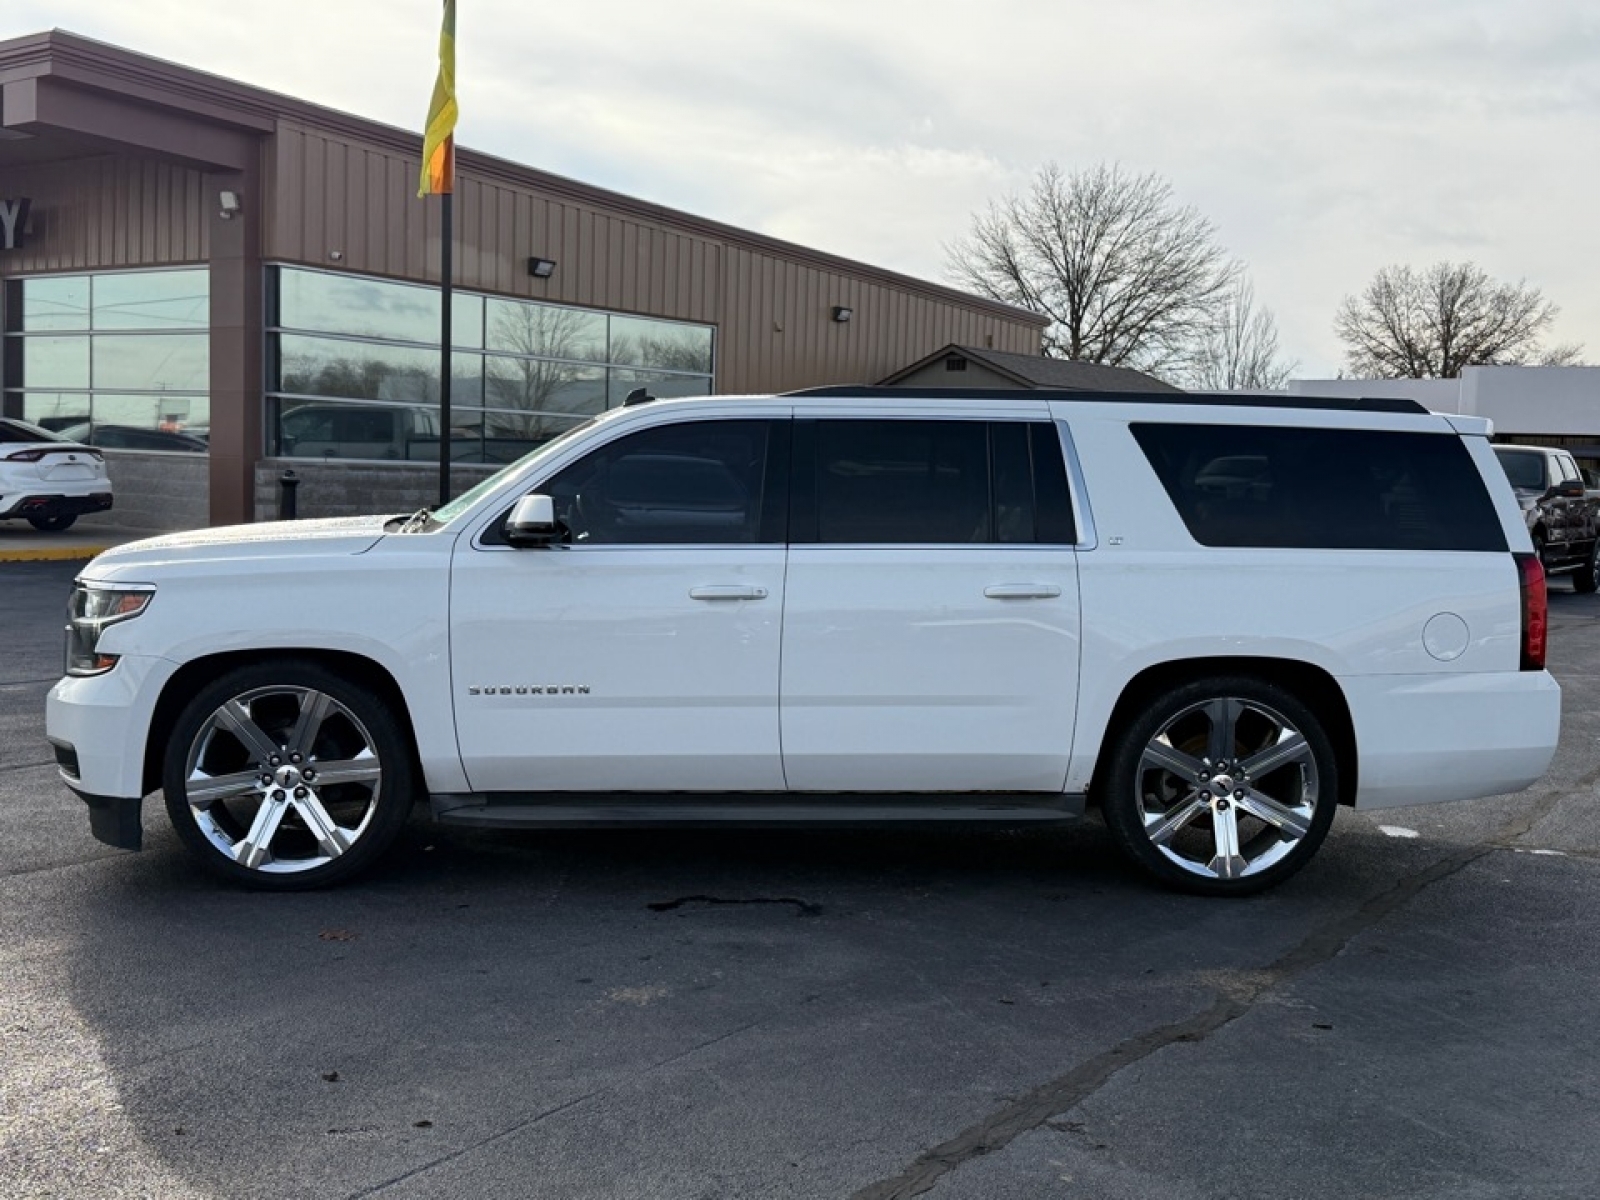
[790,419,1075,545]
[1133,424,1507,551]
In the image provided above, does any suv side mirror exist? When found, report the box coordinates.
[504,494,565,547]
[1553,480,1585,499]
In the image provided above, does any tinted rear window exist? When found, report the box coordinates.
[1132,424,1507,552]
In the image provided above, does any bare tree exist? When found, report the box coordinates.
[1334,262,1583,379]
[1186,280,1298,390]
[946,163,1241,376]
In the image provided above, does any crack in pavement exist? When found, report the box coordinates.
[854,788,1577,1200]
[848,845,1493,1200]
[337,1022,761,1198]
[339,1090,603,1199]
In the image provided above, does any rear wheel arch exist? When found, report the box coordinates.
[142,649,421,797]
[1091,656,1357,808]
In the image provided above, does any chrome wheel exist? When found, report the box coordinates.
[1100,676,1339,894]
[1134,696,1318,881]
[183,684,382,873]
[164,661,414,887]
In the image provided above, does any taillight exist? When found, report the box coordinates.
[4,448,49,462]
[1515,552,1547,670]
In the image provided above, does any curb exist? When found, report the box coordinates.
[0,544,116,564]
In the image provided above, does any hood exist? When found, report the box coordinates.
[86,515,393,571]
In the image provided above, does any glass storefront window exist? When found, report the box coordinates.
[87,392,210,433]
[267,266,715,464]
[278,269,482,350]
[20,276,91,332]
[92,270,209,331]
[484,358,605,416]
[276,333,485,407]
[485,298,607,363]
[2,270,210,453]
[14,392,92,431]
[22,337,91,389]
[93,334,210,392]
[610,314,713,372]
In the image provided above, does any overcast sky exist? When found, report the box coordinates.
[6,1,1597,377]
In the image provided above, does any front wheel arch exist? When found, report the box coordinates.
[143,649,421,797]
[1090,657,1357,808]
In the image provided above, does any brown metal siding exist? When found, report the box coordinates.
[713,250,1038,393]
[265,121,1039,392]
[0,156,207,272]
[269,123,727,324]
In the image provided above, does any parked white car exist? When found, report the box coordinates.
[0,416,113,531]
[45,388,1560,895]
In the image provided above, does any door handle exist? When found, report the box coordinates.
[689,585,769,601]
[983,584,1063,600]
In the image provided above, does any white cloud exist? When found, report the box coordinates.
[5,0,1597,376]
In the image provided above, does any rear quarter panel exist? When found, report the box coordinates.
[1054,405,1534,798]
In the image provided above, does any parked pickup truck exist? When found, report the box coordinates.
[1492,444,1600,592]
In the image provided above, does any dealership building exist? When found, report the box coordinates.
[0,30,1047,529]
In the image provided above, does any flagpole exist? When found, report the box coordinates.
[420,0,458,508]
[439,188,452,507]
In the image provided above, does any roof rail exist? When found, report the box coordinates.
[781,385,1429,415]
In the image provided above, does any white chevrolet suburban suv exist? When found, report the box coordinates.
[46,387,1560,896]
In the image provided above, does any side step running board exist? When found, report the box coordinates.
[429,791,1087,830]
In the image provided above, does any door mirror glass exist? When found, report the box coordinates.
[505,493,562,546]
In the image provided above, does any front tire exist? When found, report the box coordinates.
[1098,676,1339,896]
[162,660,416,889]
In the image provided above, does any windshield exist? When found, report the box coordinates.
[430,416,602,524]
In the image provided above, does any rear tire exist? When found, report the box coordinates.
[27,514,76,532]
[162,660,417,890]
[1098,675,1340,896]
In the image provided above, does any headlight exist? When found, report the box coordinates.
[65,585,154,676]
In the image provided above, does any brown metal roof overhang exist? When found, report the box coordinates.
[0,32,269,171]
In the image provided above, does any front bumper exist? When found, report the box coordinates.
[47,654,180,850]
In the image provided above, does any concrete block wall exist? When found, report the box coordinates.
[252,460,500,522]
[76,450,210,533]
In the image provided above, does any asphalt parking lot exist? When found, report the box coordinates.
[4,556,1599,1199]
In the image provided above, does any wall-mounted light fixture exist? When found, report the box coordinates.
[218,190,242,220]
[831,305,853,323]
[528,256,557,278]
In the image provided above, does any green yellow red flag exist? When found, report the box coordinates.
[419,0,457,196]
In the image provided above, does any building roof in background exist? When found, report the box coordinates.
[880,345,1183,392]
